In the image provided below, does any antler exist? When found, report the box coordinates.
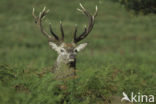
[73,3,98,43]
[32,7,65,42]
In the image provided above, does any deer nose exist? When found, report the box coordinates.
[69,54,75,59]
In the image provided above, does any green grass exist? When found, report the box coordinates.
[0,0,156,104]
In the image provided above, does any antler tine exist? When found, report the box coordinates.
[73,3,98,43]
[49,23,59,40]
[32,8,37,19]
[74,25,87,43]
[60,21,65,41]
[94,6,98,17]
[73,24,78,42]
[32,7,59,42]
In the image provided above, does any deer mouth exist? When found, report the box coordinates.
[68,58,76,64]
[69,59,75,62]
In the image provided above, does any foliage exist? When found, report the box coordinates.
[112,0,156,14]
[0,65,117,104]
[0,0,156,104]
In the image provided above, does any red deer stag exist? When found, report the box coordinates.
[32,3,98,79]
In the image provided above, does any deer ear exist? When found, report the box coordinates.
[49,42,59,52]
[75,43,88,52]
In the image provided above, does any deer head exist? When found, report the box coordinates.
[32,3,98,69]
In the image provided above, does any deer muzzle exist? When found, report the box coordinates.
[69,54,75,62]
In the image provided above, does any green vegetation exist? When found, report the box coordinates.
[0,0,156,104]
[112,0,156,14]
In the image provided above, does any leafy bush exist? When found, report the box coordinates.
[0,65,117,104]
[113,0,156,14]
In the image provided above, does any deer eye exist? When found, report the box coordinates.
[74,49,78,53]
[60,49,65,52]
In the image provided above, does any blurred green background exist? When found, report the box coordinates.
[0,0,156,104]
